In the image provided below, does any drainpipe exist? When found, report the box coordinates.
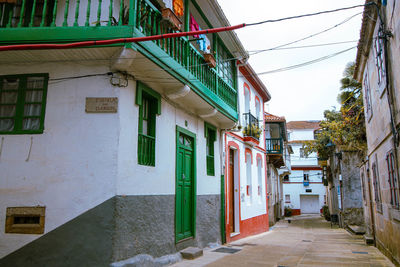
[219,129,227,244]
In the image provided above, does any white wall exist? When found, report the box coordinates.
[290,143,318,166]
[117,85,222,196]
[288,129,314,141]
[283,170,325,210]
[237,75,265,148]
[0,62,119,258]
[226,136,267,221]
[0,60,223,258]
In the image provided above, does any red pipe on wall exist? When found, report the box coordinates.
[0,23,246,52]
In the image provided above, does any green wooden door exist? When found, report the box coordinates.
[176,127,196,242]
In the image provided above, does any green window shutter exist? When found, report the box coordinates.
[0,73,48,135]
[204,122,216,176]
[136,81,161,166]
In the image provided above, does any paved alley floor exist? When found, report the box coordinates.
[171,214,394,267]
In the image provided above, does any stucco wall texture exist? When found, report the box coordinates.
[0,195,221,266]
[0,59,223,264]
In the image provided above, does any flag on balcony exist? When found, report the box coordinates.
[190,14,200,38]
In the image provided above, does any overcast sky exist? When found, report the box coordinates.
[217,0,365,122]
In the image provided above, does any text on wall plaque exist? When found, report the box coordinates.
[85,97,118,113]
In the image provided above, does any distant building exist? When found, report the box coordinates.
[264,112,291,225]
[354,0,400,265]
[283,121,324,215]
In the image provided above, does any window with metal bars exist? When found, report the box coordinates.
[136,81,161,166]
[374,32,386,87]
[0,74,48,134]
[363,70,373,120]
[372,159,383,212]
[386,150,399,209]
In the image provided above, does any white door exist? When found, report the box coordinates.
[300,195,320,214]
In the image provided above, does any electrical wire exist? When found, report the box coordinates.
[253,40,358,51]
[248,46,357,76]
[0,2,373,52]
[246,3,370,26]
[249,12,362,55]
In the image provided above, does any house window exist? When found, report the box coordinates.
[255,97,260,120]
[285,194,290,203]
[372,158,382,212]
[363,70,373,120]
[246,152,252,203]
[205,122,216,176]
[0,74,48,134]
[136,82,161,166]
[257,157,263,197]
[217,40,236,88]
[360,169,367,205]
[303,171,310,181]
[386,150,399,209]
[374,31,386,87]
[299,148,306,158]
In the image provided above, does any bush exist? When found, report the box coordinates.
[284,206,293,217]
[322,205,331,221]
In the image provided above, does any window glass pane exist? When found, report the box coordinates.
[142,120,148,135]
[0,92,18,104]
[2,78,19,90]
[25,90,43,102]
[0,119,14,131]
[22,118,40,130]
[24,104,42,116]
[27,77,44,89]
[0,105,16,117]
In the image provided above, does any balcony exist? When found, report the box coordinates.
[0,0,238,121]
[242,112,261,146]
[266,138,284,168]
[266,138,283,154]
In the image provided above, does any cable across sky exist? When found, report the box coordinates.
[0,3,372,52]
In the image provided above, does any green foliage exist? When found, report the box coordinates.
[303,62,367,158]
[322,205,331,221]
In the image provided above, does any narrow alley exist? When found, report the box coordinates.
[173,215,394,267]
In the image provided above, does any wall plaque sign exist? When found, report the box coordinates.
[85,97,118,113]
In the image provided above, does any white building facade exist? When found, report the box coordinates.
[283,121,325,215]
[224,64,270,243]
[0,0,250,265]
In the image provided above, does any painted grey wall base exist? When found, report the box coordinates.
[0,195,221,266]
[113,194,221,261]
[0,198,116,267]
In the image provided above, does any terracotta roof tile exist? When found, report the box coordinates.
[264,112,286,122]
[287,121,321,130]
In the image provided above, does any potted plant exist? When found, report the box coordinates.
[161,8,182,31]
[203,52,216,68]
[284,206,293,217]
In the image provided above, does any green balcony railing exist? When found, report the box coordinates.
[0,0,129,28]
[135,0,237,112]
[0,0,237,113]
[266,138,283,154]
